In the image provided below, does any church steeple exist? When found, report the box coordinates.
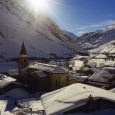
[18,42,29,76]
[20,42,27,55]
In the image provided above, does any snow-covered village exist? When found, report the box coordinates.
[0,0,115,115]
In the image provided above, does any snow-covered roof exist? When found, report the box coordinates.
[110,88,115,93]
[49,61,66,66]
[95,54,107,58]
[8,69,19,76]
[34,71,47,77]
[41,83,115,115]
[17,98,44,111]
[0,74,16,88]
[82,67,90,71]
[76,76,89,82]
[90,67,101,73]
[29,62,68,73]
[89,67,115,83]
[0,100,8,112]
[73,55,89,60]
[67,73,76,80]
[81,67,100,73]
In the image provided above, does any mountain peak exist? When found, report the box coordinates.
[76,24,115,53]
[107,23,115,30]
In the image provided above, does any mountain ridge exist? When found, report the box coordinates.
[76,24,115,53]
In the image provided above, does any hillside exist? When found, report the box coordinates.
[63,30,79,40]
[0,0,85,60]
[77,24,115,53]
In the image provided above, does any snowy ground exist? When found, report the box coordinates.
[0,62,18,73]
[0,61,34,73]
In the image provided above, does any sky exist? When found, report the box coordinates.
[46,0,115,36]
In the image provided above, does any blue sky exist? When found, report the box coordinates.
[47,0,115,36]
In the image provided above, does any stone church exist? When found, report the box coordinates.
[17,42,76,92]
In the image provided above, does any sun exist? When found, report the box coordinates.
[28,0,48,12]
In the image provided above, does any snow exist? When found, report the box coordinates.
[41,83,115,115]
[89,59,115,68]
[0,74,16,87]
[0,100,8,112]
[110,88,115,93]
[0,0,85,59]
[89,67,115,84]
[73,60,84,70]
[12,108,44,115]
[0,62,18,73]
[73,55,89,60]
[76,76,89,82]
[8,69,19,76]
[0,97,15,114]
[77,24,115,53]
[29,62,67,73]
[90,67,101,73]
[63,30,79,40]
[11,98,44,115]
[0,111,13,115]
[67,73,76,80]
[95,54,107,58]
[17,98,44,111]
[49,61,66,66]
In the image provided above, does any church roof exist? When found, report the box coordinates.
[34,71,47,77]
[28,62,68,74]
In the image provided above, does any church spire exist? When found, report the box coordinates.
[20,42,27,55]
[18,42,29,76]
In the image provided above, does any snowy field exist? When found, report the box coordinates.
[0,61,34,73]
[0,62,18,73]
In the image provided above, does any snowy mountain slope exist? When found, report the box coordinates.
[76,24,115,53]
[0,0,85,59]
[63,30,79,40]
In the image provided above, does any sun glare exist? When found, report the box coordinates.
[29,0,48,12]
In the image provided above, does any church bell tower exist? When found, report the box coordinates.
[18,42,29,76]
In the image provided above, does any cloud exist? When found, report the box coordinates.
[69,19,115,36]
